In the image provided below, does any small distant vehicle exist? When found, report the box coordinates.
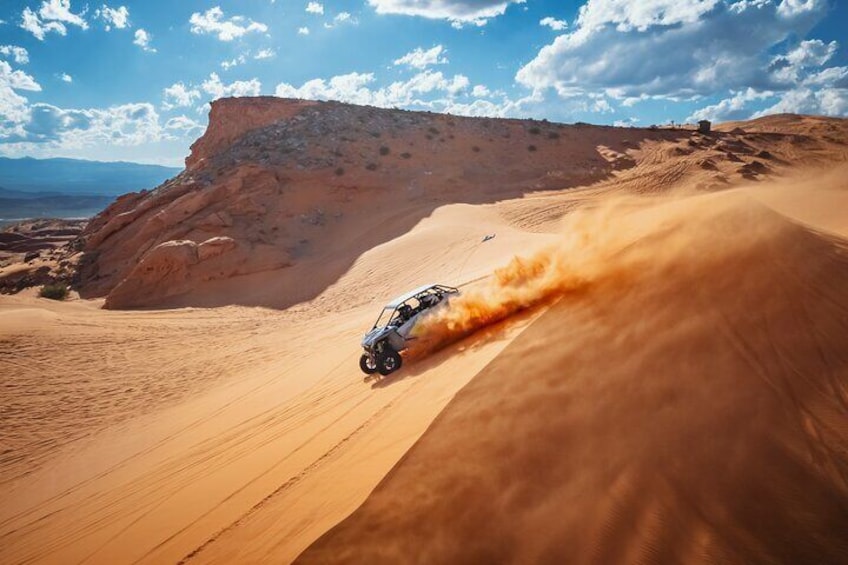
[360,284,459,376]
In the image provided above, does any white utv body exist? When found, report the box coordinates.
[360,284,459,376]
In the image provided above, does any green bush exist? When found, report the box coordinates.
[335,167,345,176]
[528,126,541,135]
[379,145,390,156]
[40,283,69,300]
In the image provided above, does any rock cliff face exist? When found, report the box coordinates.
[185,97,318,170]
[76,97,830,309]
[76,97,628,308]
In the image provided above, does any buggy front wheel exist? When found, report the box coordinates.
[359,354,378,375]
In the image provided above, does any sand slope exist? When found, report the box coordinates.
[0,201,554,564]
[298,190,848,563]
[2,111,848,564]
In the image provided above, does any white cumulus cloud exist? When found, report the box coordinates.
[201,73,262,100]
[95,4,130,30]
[768,39,838,84]
[134,28,155,52]
[275,69,476,109]
[60,73,72,83]
[1,60,41,92]
[2,101,170,148]
[540,16,567,30]
[38,0,88,29]
[687,88,774,122]
[306,2,324,15]
[162,82,201,110]
[323,12,357,28]
[517,0,834,103]
[367,0,524,27]
[221,54,247,70]
[753,86,848,117]
[189,6,268,41]
[20,0,89,40]
[0,45,30,65]
[165,115,204,135]
[1,61,41,136]
[20,7,68,40]
[298,27,310,35]
[472,84,491,97]
[394,45,448,69]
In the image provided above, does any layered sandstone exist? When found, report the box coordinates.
[74,98,848,309]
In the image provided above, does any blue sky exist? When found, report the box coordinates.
[1,0,846,166]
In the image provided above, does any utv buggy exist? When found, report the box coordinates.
[360,284,459,376]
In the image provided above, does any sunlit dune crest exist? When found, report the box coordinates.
[299,187,848,564]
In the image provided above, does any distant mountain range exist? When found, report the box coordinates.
[0,187,113,221]
[0,157,182,197]
[0,157,182,220]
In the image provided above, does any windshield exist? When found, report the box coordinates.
[373,307,397,329]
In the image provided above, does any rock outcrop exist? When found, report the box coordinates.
[72,98,848,309]
[0,219,86,294]
[185,97,319,170]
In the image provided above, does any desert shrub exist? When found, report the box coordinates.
[428,126,440,135]
[366,162,378,171]
[547,131,560,139]
[527,144,537,152]
[379,145,390,156]
[472,146,480,152]
[528,126,541,135]
[370,131,381,138]
[40,283,68,300]
[400,152,412,159]
[335,167,345,176]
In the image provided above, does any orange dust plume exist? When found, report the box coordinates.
[409,190,789,357]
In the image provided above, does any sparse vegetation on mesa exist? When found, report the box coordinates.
[40,283,69,300]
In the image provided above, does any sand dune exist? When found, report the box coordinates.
[2,108,848,564]
[298,188,848,563]
[0,200,554,563]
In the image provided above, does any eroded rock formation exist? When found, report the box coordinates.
[73,98,846,309]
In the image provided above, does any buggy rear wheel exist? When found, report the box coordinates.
[359,354,378,375]
[378,349,402,376]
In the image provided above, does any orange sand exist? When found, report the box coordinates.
[2,112,848,564]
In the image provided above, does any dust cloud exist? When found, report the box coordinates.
[411,189,781,356]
